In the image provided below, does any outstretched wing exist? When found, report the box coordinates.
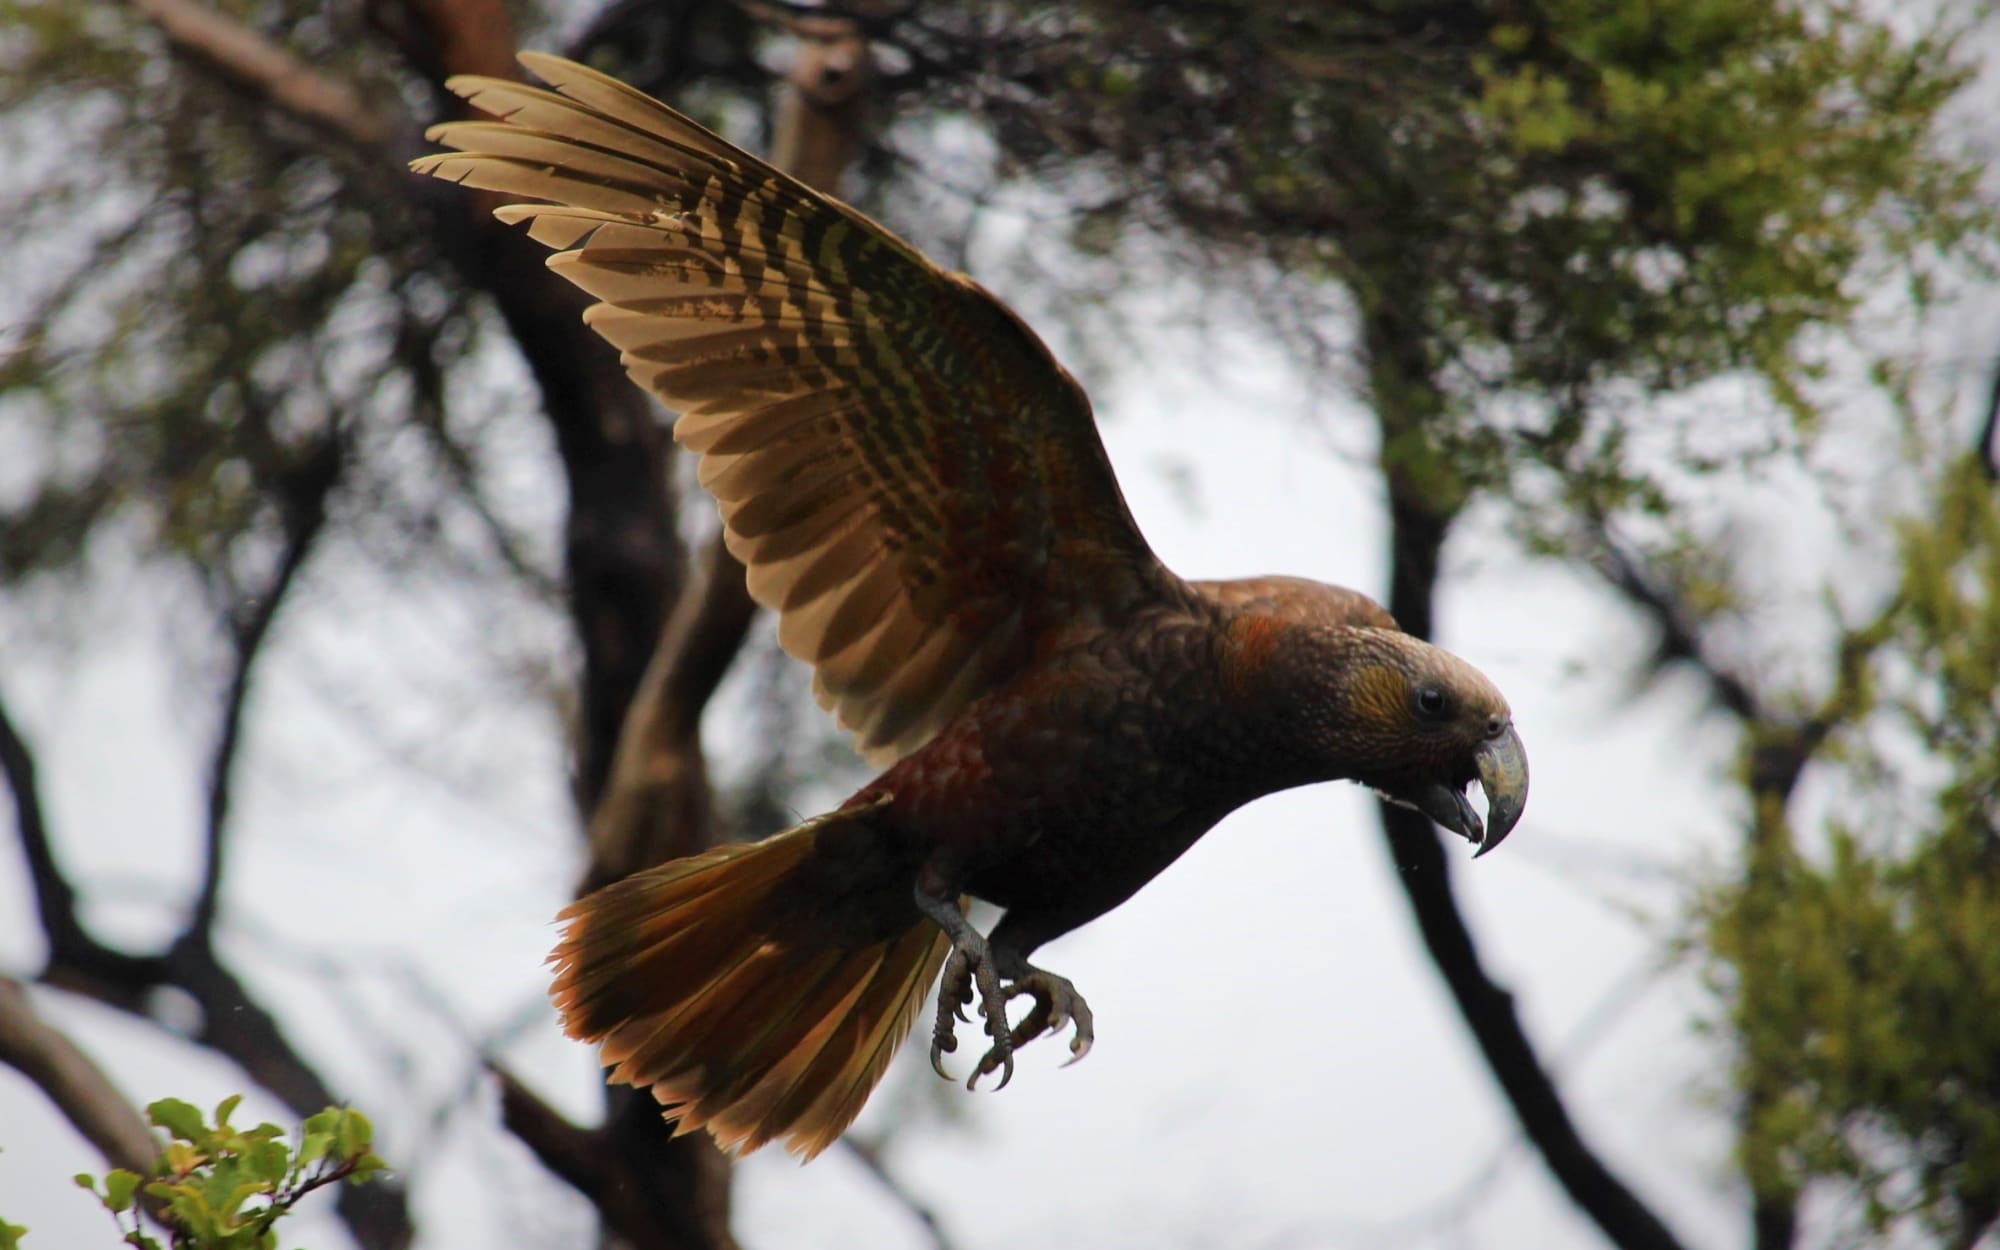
[417,54,1172,764]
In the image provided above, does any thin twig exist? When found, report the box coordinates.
[840,1136,959,1250]
[186,433,342,945]
[1588,525,1765,724]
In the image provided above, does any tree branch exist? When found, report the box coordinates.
[122,0,393,147]
[0,684,87,963]
[1,684,169,997]
[1366,300,1691,1250]
[186,432,343,946]
[489,1065,726,1250]
[0,978,160,1180]
[585,532,757,891]
[3,473,408,1248]
[1587,524,1765,724]
[1375,499,1694,1250]
[840,1136,959,1250]
[1980,351,2000,482]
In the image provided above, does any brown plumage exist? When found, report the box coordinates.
[415,54,1530,1160]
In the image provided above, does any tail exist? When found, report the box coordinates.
[549,802,949,1159]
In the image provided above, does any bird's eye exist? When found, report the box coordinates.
[1416,686,1449,719]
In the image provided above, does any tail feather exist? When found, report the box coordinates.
[677,947,887,1149]
[549,803,948,1159]
[804,920,951,1146]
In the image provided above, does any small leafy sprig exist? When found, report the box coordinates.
[68,1097,387,1250]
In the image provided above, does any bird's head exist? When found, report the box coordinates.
[1263,626,1529,855]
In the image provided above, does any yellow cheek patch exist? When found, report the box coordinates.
[1348,664,1414,730]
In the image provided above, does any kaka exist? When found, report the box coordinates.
[415,54,1528,1160]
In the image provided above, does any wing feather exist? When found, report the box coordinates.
[417,55,1173,763]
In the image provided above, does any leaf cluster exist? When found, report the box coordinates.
[882,0,1992,511]
[1701,459,2000,1245]
[66,1098,387,1250]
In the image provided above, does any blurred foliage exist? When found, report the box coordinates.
[1701,459,2000,1246]
[885,0,1991,516]
[3,0,1990,601]
[0,1097,385,1250]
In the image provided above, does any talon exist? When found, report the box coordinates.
[918,915,1095,1095]
[928,944,979,1083]
[1003,968,1094,1070]
[968,1049,1014,1092]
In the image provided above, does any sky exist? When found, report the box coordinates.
[3,34,1999,1250]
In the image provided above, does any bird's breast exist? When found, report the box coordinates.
[868,609,1272,911]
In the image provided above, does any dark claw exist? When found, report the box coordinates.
[929,1039,954,1080]
[970,1047,1015,1092]
[929,946,976,1080]
[927,940,1095,1093]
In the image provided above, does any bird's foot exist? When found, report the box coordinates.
[972,968,1095,1082]
[928,936,1015,1089]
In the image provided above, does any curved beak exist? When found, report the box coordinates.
[1470,723,1528,858]
[1396,723,1529,857]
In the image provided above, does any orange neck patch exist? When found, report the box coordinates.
[1221,613,1288,700]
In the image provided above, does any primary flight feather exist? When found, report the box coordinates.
[416,52,1529,1160]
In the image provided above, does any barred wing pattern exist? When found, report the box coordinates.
[416,54,1167,764]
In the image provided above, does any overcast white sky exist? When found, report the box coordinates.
[5,35,2000,1250]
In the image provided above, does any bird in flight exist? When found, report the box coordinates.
[415,53,1528,1161]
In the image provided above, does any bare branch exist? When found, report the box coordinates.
[380,0,521,85]
[0,684,84,959]
[1376,802,1694,1250]
[1588,526,1765,724]
[492,1065,731,1250]
[0,978,160,1179]
[187,433,343,946]
[1980,354,2000,481]
[121,0,394,147]
[1370,306,1692,1250]
[585,532,758,889]
[840,1136,959,1250]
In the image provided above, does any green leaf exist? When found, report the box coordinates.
[219,1180,269,1223]
[72,1174,94,1191]
[214,1094,243,1128]
[148,1097,207,1143]
[300,1111,339,1140]
[0,1220,26,1250]
[296,1133,331,1169]
[103,1170,142,1214]
[333,1110,373,1161]
[247,1137,289,1183]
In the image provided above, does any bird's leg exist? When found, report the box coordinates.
[912,879,1016,1090]
[974,945,1095,1080]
